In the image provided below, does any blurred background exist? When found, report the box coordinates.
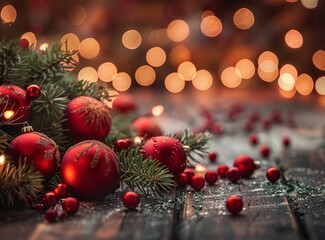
[0,0,325,100]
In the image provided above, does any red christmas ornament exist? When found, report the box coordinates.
[62,197,79,215]
[271,109,282,124]
[262,118,271,130]
[19,38,30,49]
[212,122,224,135]
[26,84,41,100]
[42,192,58,208]
[34,203,44,212]
[112,94,137,114]
[190,175,205,191]
[266,167,280,183]
[248,133,259,146]
[205,170,218,185]
[123,191,140,210]
[217,165,229,178]
[243,120,254,132]
[0,84,32,123]
[260,145,270,158]
[282,136,291,147]
[227,167,241,183]
[132,117,162,139]
[208,152,218,163]
[115,139,133,152]
[58,210,68,220]
[53,183,69,199]
[177,173,189,187]
[45,209,57,222]
[10,132,59,178]
[61,140,120,199]
[183,169,195,180]
[141,136,187,178]
[66,96,112,141]
[233,155,255,179]
[249,111,260,123]
[226,196,243,215]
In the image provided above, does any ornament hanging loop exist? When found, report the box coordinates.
[21,122,33,133]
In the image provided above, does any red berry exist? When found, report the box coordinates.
[26,84,41,100]
[34,203,44,212]
[53,183,69,199]
[249,111,260,122]
[19,38,30,49]
[248,134,258,146]
[217,165,229,178]
[183,169,195,180]
[282,136,290,147]
[45,209,57,222]
[233,155,255,179]
[227,167,241,183]
[208,152,218,163]
[226,196,243,215]
[177,173,189,187]
[190,175,205,191]
[262,118,271,130]
[205,170,218,185]
[271,109,282,124]
[123,192,140,210]
[244,120,254,132]
[62,197,79,215]
[266,167,280,183]
[260,145,270,158]
[42,192,58,208]
[212,122,224,134]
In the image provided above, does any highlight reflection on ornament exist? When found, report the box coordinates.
[3,110,14,120]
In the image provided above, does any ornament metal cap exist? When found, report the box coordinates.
[254,160,261,169]
[21,125,33,133]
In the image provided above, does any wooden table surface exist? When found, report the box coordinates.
[1,90,325,240]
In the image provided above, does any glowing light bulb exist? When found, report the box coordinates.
[151,105,164,117]
[3,110,14,120]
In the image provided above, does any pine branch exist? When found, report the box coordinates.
[0,158,44,208]
[119,148,174,197]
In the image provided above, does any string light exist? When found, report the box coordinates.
[122,30,142,49]
[60,33,80,51]
[39,43,49,52]
[278,73,295,91]
[285,29,303,49]
[167,19,189,42]
[3,110,14,120]
[233,8,255,30]
[192,70,213,91]
[98,62,117,82]
[21,32,37,49]
[312,50,325,71]
[151,105,164,116]
[146,47,166,67]
[315,76,325,95]
[295,74,314,96]
[236,59,255,79]
[165,73,185,93]
[169,46,191,67]
[178,61,196,81]
[201,15,223,37]
[79,38,100,59]
[0,5,17,24]
[221,67,242,88]
[112,72,132,91]
[78,67,98,82]
[135,65,156,86]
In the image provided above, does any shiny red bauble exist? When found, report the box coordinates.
[183,169,195,180]
[42,192,58,208]
[266,167,281,183]
[190,175,205,191]
[226,196,243,215]
[19,38,30,49]
[10,132,59,178]
[141,136,187,178]
[61,140,120,199]
[260,145,270,158]
[248,133,259,146]
[227,167,241,183]
[115,139,133,152]
[233,155,255,179]
[205,170,218,185]
[132,117,162,139]
[123,191,140,210]
[45,209,57,222]
[0,84,32,123]
[177,173,189,187]
[66,96,112,141]
[112,94,137,114]
[217,164,229,178]
[26,84,41,100]
[62,197,79,215]
[53,184,69,199]
[282,136,291,147]
[208,152,217,163]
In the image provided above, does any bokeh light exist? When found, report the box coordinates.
[169,46,191,67]
[148,29,170,46]
[312,50,325,71]
[1,5,17,24]
[285,29,303,49]
[233,8,255,30]
[122,30,142,50]
[278,73,295,91]
[135,65,156,86]
[112,72,132,91]
[98,62,117,82]
[78,67,98,82]
[280,64,298,80]
[167,19,190,42]
[258,66,279,82]
[39,43,49,52]
[192,70,213,91]
[3,110,14,120]
[315,76,325,95]
[21,32,37,49]
[295,74,314,96]
[61,54,79,71]
[258,51,279,68]
[201,10,215,20]
[152,105,164,116]
[165,73,186,93]
[279,88,296,99]
[79,38,100,59]
[301,0,318,9]
[236,59,255,79]
[68,5,87,26]
[200,15,223,37]
[178,61,197,81]
[146,47,167,67]
[221,67,242,88]
[60,33,80,51]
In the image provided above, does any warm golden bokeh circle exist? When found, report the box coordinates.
[258,66,279,82]
[1,5,17,23]
[192,70,213,91]
[178,61,197,81]
[315,76,325,95]
[280,64,298,80]
[236,59,255,79]
[278,73,295,91]
[167,19,190,42]
[295,74,314,96]
[78,67,98,82]
[21,32,37,49]
[201,15,223,37]
[233,8,255,30]
[221,67,242,88]
[165,73,186,93]
[112,72,132,91]
[312,50,325,71]
[98,62,117,82]
[68,5,87,26]
[79,38,100,59]
[169,46,191,67]
[146,47,167,67]
[122,30,142,49]
[135,65,156,86]
[60,33,80,51]
[285,29,303,49]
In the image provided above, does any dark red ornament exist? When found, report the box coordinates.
[61,140,120,199]
[34,203,44,212]
[227,167,241,183]
[45,209,57,222]
[243,120,254,132]
[262,118,271,130]
[177,173,189,187]
[19,38,30,49]
[217,164,229,178]
[208,152,218,163]
[58,210,68,220]
[266,167,280,183]
[123,191,140,210]
[26,195,34,207]
[10,132,60,178]
[260,145,270,158]
[271,109,282,124]
[226,196,243,215]
[248,133,258,146]
[115,139,133,152]
[42,192,58,208]
[233,155,255,179]
[53,183,69,199]
[249,111,260,123]
[205,170,218,185]
[282,136,291,147]
[66,96,112,141]
[190,175,205,191]
[112,94,137,114]
[132,117,162,139]
[212,122,224,134]
[26,84,41,100]
[141,136,187,178]
[62,197,79,215]
[183,169,195,180]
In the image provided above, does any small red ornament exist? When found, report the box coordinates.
[34,203,44,212]
[226,196,243,215]
[208,152,218,163]
[248,133,258,146]
[227,167,241,183]
[142,136,187,178]
[66,96,112,141]
[217,164,229,178]
[271,109,282,124]
[132,117,162,139]
[205,170,218,185]
[262,118,271,130]
[212,122,224,134]
[183,169,195,180]
[266,167,280,183]
[61,140,120,199]
[0,84,32,123]
[58,210,68,220]
[282,136,290,147]
[243,120,254,132]
[249,111,260,123]
[42,192,58,208]
[233,155,255,179]
[177,173,189,187]
[112,94,137,114]
[190,175,205,191]
[19,38,30,49]
[53,183,69,199]
[10,132,60,178]
[45,209,57,222]
[123,191,140,210]
[26,84,41,100]
[62,197,79,215]
[115,139,133,152]
[260,145,270,158]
